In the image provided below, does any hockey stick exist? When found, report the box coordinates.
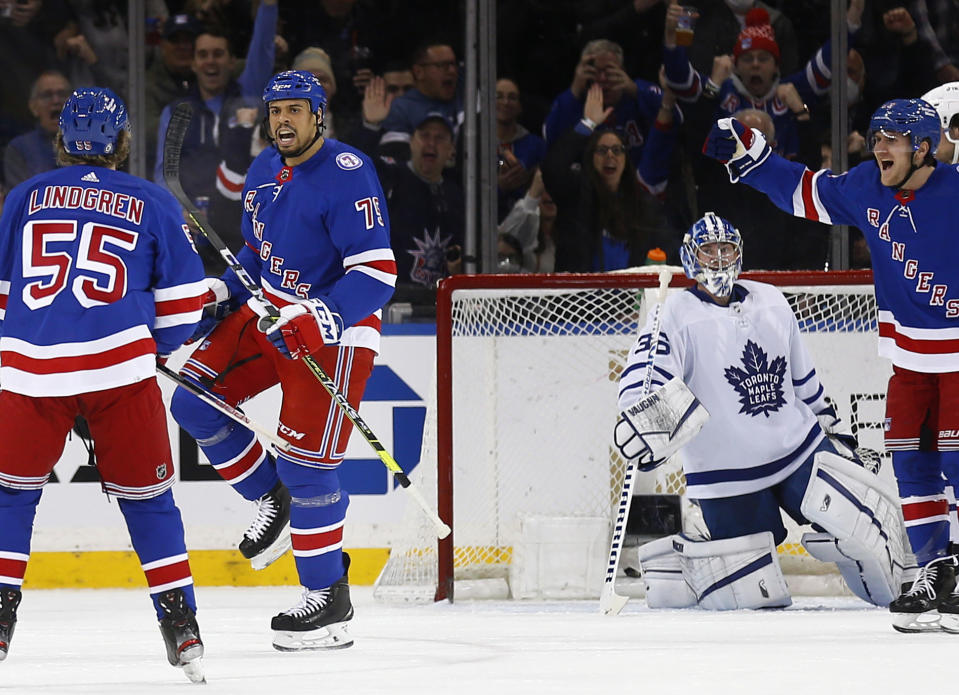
[164,103,451,540]
[600,267,672,616]
[156,362,292,453]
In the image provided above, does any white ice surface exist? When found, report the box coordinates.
[3,587,956,694]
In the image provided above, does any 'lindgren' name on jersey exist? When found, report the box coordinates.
[27,185,145,226]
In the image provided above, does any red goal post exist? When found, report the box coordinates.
[375,269,890,603]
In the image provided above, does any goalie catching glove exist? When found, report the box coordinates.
[816,406,882,475]
[614,377,709,470]
[702,117,771,183]
[257,298,344,360]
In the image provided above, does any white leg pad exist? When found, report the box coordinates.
[637,535,697,608]
[800,531,897,606]
[675,531,791,610]
[800,451,905,606]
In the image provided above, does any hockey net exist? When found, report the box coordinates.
[373,270,893,603]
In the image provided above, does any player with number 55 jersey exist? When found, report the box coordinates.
[0,88,207,682]
[170,70,396,651]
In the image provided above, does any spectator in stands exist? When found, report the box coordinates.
[278,0,389,120]
[144,13,201,174]
[382,62,414,99]
[0,0,71,143]
[542,83,678,273]
[663,4,842,161]
[184,0,256,53]
[496,77,545,222]
[290,47,344,138]
[3,70,69,188]
[699,108,829,270]
[498,168,557,274]
[909,0,959,83]
[543,38,682,197]
[378,39,463,162]
[153,0,278,206]
[581,0,669,83]
[362,106,464,306]
[687,0,800,76]
[58,1,167,99]
[853,5,939,127]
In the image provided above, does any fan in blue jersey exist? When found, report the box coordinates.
[703,97,959,632]
[614,213,905,611]
[170,70,396,652]
[0,88,207,681]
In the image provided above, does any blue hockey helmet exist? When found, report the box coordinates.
[680,212,743,298]
[868,98,940,155]
[262,70,327,114]
[59,87,129,156]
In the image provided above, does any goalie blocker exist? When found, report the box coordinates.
[614,377,709,470]
[638,451,905,609]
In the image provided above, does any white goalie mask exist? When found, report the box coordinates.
[680,212,743,298]
[921,82,959,164]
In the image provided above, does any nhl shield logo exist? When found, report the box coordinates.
[156,463,168,480]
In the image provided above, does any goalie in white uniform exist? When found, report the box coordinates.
[614,212,905,610]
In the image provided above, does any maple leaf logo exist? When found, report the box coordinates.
[723,340,787,417]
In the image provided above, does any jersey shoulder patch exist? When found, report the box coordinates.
[335,152,364,171]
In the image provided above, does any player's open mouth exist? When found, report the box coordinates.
[880,160,893,170]
[276,129,296,145]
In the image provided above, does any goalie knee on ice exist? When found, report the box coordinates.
[799,450,905,606]
[638,531,791,610]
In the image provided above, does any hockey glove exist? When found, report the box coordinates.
[185,278,233,345]
[260,299,344,360]
[702,117,770,183]
[816,408,882,474]
[613,377,709,471]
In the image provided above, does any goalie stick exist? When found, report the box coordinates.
[163,103,450,540]
[155,362,291,453]
[600,267,672,616]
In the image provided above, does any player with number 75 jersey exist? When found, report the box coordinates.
[170,71,397,651]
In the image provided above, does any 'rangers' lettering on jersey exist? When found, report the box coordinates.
[227,138,397,353]
[737,155,959,373]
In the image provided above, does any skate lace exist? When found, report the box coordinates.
[244,494,279,541]
[906,557,949,600]
[282,588,331,619]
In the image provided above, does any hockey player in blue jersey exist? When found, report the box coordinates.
[614,212,904,611]
[170,70,396,651]
[0,88,207,681]
[703,99,959,632]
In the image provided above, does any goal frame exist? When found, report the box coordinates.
[433,269,876,602]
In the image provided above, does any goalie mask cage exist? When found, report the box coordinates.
[373,270,893,603]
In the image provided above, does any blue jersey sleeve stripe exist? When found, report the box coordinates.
[801,383,825,406]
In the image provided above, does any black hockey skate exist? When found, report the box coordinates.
[0,587,22,661]
[239,479,292,570]
[158,588,205,684]
[890,555,957,633]
[272,553,354,651]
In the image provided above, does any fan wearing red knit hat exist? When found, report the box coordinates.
[732,8,782,101]
[663,0,864,160]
